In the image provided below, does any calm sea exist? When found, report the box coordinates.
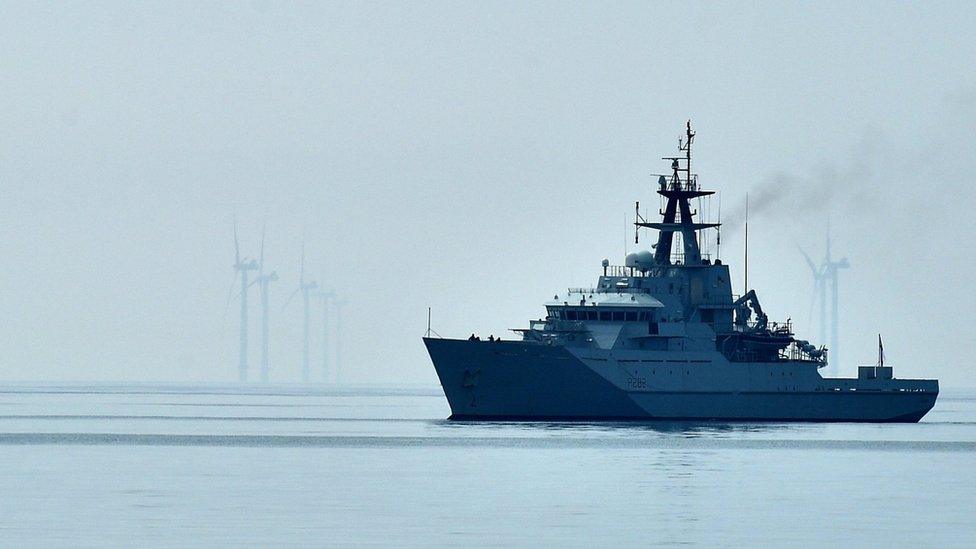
[0,384,973,547]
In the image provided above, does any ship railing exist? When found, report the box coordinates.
[563,289,742,304]
[566,286,652,295]
[665,252,712,265]
[780,345,828,365]
[604,265,639,277]
[733,319,795,334]
[604,256,714,277]
[605,265,662,277]
[650,173,699,191]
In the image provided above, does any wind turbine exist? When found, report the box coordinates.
[284,235,318,383]
[797,226,849,375]
[252,226,278,383]
[232,223,259,382]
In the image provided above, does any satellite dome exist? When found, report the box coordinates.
[624,253,638,268]
[635,250,654,272]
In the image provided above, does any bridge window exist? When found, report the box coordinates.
[599,311,611,321]
[625,311,637,321]
[612,311,625,321]
[586,310,597,320]
[565,310,578,320]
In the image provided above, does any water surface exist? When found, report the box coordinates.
[1,384,972,547]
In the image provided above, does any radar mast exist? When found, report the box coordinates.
[635,120,719,265]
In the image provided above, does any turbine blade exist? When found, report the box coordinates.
[234,217,241,266]
[300,229,306,286]
[825,216,831,262]
[807,275,821,325]
[795,242,819,276]
[281,286,301,312]
[222,272,238,326]
[259,223,266,275]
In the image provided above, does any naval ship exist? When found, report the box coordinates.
[424,123,938,422]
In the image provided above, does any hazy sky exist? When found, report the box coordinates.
[2,1,974,387]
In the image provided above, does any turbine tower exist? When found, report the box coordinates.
[318,288,336,383]
[335,298,346,385]
[824,231,849,373]
[233,224,259,382]
[252,226,278,383]
[286,235,318,383]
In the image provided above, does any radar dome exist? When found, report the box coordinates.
[624,253,638,268]
[635,250,654,272]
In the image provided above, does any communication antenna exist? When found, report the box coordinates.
[424,306,443,338]
[744,193,749,294]
[716,193,722,260]
[635,201,640,244]
[677,119,695,188]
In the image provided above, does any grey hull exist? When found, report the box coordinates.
[425,338,938,423]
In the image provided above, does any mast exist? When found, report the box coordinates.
[635,121,719,266]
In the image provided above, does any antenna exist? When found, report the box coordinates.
[427,307,431,338]
[684,119,694,188]
[744,193,749,294]
[635,201,640,244]
[716,193,722,260]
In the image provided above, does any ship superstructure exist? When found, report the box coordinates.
[424,123,938,422]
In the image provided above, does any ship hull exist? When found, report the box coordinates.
[424,338,938,423]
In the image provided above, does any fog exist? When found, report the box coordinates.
[1,2,974,387]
